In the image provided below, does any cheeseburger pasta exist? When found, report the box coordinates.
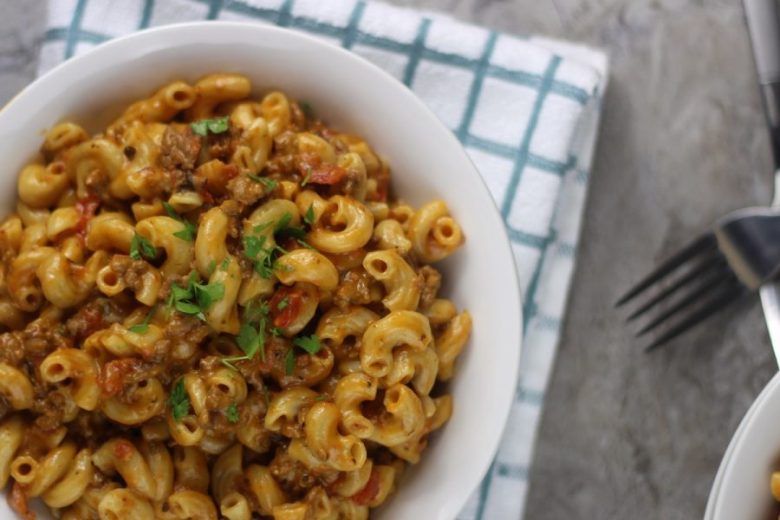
[0,73,471,519]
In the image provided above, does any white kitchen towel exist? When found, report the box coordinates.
[36,1,609,518]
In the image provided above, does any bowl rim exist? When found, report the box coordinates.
[710,370,780,519]
[704,371,777,519]
[0,21,524,517]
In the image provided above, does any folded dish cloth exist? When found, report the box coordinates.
[37,1,608,518]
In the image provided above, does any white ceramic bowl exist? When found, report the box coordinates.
[0,22,522,519]
[709,371,780,520]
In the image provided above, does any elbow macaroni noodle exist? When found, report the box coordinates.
[0,74,470,519]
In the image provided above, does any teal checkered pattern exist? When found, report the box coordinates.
[37,1,608,517]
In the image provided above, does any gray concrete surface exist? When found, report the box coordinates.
[0,0,776,519]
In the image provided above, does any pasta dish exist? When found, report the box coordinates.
[0,73,471,519]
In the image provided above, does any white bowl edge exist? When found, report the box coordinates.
[710,371,780,520]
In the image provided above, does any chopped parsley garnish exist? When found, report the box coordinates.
[304,205,315,226]
[285,348,296,375]
[301,167,312,187]
[190,116,230,137]
[243,216,302,279]
[252,221,274,234]
[207,260,217,276]
[244,235,268,259]
[248,175,279,192]
[300,101,315,119]
[270,326,284,337]
[243,234,284,279]
[163,202,197,241]
[220,257,230,271]
[285,334,322,375]
[169,379,190,422]
[129,234,157,261]
[221,299,271,369]
[315,394,328,401]
[276,297,289,311]
[293,334,321,355]
[275,213,293,231]
[167,272,225,320]
[242,213,309,280]
[277,226,307,241]
[226,402,240,424]
[275,212,309,242]
[237,321,264,360]
[127,323,149,334]
[128,306,155,334]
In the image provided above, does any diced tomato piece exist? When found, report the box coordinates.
[198,187,216,205]
[269,286,305,329]
[76,305,105,341]
[74,195,101,242]
[351,469,381,506]
[8,482,33,520]
[222,163,239,181]
[309,164,347,185]
[99,358,141,398]
[112,439,134,461]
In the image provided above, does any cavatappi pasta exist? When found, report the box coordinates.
[0,73,471,519]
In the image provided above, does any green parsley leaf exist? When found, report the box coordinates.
[207,260,217,276]
[277,226,307,240]
[243,233,286,280]
[221,258,230,271]
[173,228,194,241]
[252,221,274,234]
[275,212,293,232]
[248,175,279,192]
[194,282,225,309]
[297,239,315,250]
[221,299,271,368]
[315,394,328,401]
[300,101,315,120]
[293,334,321,355]
[163,202,181,219]
[276,297,289,311]
[169,379,190,422]
[270,326,284,337]
[304,205,315,226]
[301,167,312,187]
[190,116,230,137]
[130,234,157,261]
[237,321,264,361]
[275,212,308,241]
[128,306,155,334]
[245,299,271,323]
[226,402,240,423]
[285,348,295,375]
[127,323,149,334]
[168,273,225,319]
[243,235,267,259]
[175,301,201,315]
[163,202,197,241]
[220,358,239,370]
[242,216,303,280]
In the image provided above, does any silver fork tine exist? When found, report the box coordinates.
[643,280,745,351]
[615,233,718,306]
[636,268,736,336]
[626,254,726,321]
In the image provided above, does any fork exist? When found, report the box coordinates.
[616,207,780,350]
